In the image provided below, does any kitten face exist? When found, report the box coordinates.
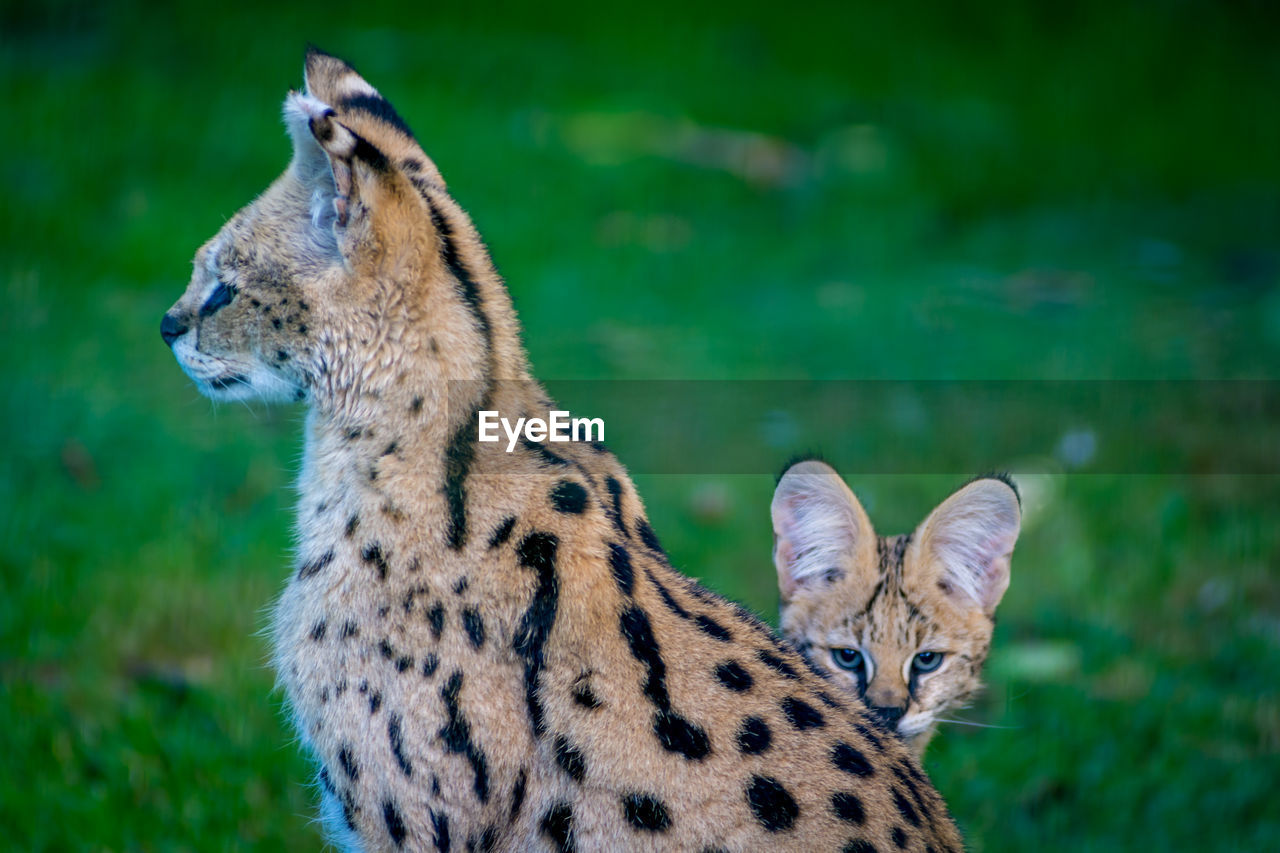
[772,461,1020,757]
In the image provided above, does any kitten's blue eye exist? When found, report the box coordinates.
[913,651,944,673]
[831,648,865,672]
[200,281,236,317]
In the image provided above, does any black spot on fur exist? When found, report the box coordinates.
[653,710,711,760]
[319,765,336,796]
[298,549,334,580]
[844,841,879,853]
[340,620,359,640]
[892,787,921,827]
[276,349,289,361]
[854,721,886,752]
[781,696,826,731]
[553,735,587,783]
[695,614,731,642]
[636,517,665,555]
[429,195,494,554]
[378,799,404,845]
[619,606,669,707]
[443,421,479,551]
[411,396,424,413]
[608,543,634,596]
[338,744,358,781]
[618,605,712,760]
[488,516,516,548]
[369,691,382,714]
[523,437,569,466]
[454,576,470,595]
[402,585,425,615]
[817,689,844,710]
[604,477,628,536]
[540,803,575,853]
[467,826,499,853]
[549,480,588,514]
[462,608,486,649]
[395,655,413,673]
[649,570,690,619]
[362,542,389,580]
[832,792,866,825]
[513,532,560,737]
[892,763,931,821]
[832,742,876,778]
[736,716,772,754]
[340,790,358,833]
[422,653,440,678]
[310,619,327,641]
[714,660,753,692]
[892,826,908,849]
[746,775,799,832]
[572,682,602,710]
[622,793,671,832]
[510,768,528,820]
[431,808,451,852]
[388,713,412,776]
[426,602,446,640]
[381,440,398,457]
[379,638,395,660]
[345,514,360,538]
[439,671,490,803]
[272,317,282,329]
[757,649,800,679]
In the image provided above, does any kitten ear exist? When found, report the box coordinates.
[772,460,876,602]
[913,476,1021,616]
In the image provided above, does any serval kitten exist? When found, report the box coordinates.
[774,460,1020,759]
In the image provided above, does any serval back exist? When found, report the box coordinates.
[161,49,963,852]
[773,459,1021,760]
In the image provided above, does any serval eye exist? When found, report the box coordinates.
[831,647,865,672]
[200,281,236,317]
[913,651,944,673]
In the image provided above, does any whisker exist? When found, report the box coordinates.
[934,717,1019,730]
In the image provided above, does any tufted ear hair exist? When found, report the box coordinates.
[283,91,390,232]
[771,459,877,602]
[281,48,444,258]
[912,476,1021,616]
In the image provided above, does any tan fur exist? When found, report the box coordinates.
[775,461,1020,760]
[162,50,963,852]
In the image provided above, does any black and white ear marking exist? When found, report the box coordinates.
[915,477,1021,615]
[284,92,365,227]
[771,460,873,601]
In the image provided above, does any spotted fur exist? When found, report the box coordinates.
[162,49,963,851]
[773,460,1021,758]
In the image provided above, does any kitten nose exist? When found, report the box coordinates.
[870,705,905,731]
[161,312,189,347]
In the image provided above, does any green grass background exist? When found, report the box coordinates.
[4,0,1278,849]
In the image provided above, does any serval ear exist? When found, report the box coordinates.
[771,459,877,603]
[912,475,1021,616]
[282,48,441,260]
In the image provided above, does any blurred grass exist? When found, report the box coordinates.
[3,0,1279,849]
